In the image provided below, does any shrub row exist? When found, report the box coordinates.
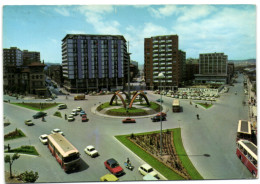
[106,110,148,116]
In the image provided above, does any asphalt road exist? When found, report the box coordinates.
[3,74,253,182]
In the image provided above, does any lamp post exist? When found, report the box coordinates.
[158,72,165,156]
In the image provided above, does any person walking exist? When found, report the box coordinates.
[65,114,67,120]
[196,114,200,120]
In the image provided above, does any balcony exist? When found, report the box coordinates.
[153,49,159,52]
[159,49,166,52]
[160,40,166,43]
[153,54,158,58]
[153,40,158,43]
[153,45,158,48]
[166,40,172,43]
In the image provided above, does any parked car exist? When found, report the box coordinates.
[122,118,136,123]
[156,99,163,103]
[80,110,86,116]
[143,173,159,180]
[138,164,159,179]
[104,158,124,176]
[71,109,78,116]
[45,98,53,101]
[58,104,67,110]
[84,145,99,157]
[76,107,82,112]
[39,134,48,145]
[100,174,119,181]
[24,119,34,126]
[151,116,166,122]
[156,112,167,117]
[51,128,64,135]
[33,112,47,119]
[82,114,88,122]
[68,115,75,122]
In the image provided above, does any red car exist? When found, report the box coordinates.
[156,112,167,117]
[82,114,88,122]
[122,118,136,123]
[104,158,124,176]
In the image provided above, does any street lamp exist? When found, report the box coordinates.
[158,72,165,156]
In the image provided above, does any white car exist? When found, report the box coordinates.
[71,109,78,116]
[45,98,53,101]
[39,134,48,145]
[76,107,82,112]
[68,115,75,121]
[51,128,64,135]
[138,164,159,178]
[84,145,99,157]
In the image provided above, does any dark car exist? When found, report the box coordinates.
[151,116,166,122]
[156,99,163,103]
[156,112,167,117]
[122,118,136,123]
[104,158,124,176]
[33,112,47,119]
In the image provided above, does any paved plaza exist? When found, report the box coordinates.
[3,74,254,182]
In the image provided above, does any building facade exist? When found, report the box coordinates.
[3,47,23,67]
[23,50,41,65]
[144,35,186,90]
[185,58,199,83]
[195,52,228,84]
[61,34,129,92]
[3,47,46,96]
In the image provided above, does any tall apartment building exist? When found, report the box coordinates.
[144,35,186,90]
[195,52,228,84]
[3,47,23,67]
[62,34,129,92]
[23,50,41,65]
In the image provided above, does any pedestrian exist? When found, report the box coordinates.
[195,105,198,108]
[42,116,45,122]
[7,144,10,152]
[196,114,200,120]
[65,114,67,120]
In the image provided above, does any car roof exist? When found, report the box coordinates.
[53,128,60,131]
[107,158,117,165]
[87,145,94,149]
[40,134,48,137]
[141,163,152,170]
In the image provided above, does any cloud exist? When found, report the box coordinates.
[76,5,121,35]
[54,7,70,17]
[148,5,177,18]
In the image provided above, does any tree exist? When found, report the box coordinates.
[4,153,20,178]
[20,170,39,183]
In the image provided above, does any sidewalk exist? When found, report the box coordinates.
[91,103,169,119]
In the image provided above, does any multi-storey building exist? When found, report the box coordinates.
[3,47,23,67]
[185,58,199,83]
[144,35,186,90]
[23,50,41,65]
[3,47,46,96]
[195,52,228,84]
[47,65,64,86]
[61,34,129,92]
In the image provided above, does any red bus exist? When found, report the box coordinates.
[236,139,257,177]
[47,133,80,172]
[237,120,252,141]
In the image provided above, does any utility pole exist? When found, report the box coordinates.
[127,41,131,105]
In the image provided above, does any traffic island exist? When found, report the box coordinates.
[196,102,213,109]
[115,128,203,180]
[5,145,39,156]
[11,102,59,111]
[96,101,161,117]
[4,129,26,141]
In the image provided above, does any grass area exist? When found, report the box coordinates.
[53,111,62,118]
[11,102,59,111]
[139,101,160,111]
[197,103,213,109]
[115,128,203,180]
[5,145,39,156]
[173,129,203,179]
[106,107,148,116]
[4,129,26,141]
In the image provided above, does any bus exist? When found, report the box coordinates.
[47,133,81,172]
[172,99,181,112]
[237,120,252,141]
[74,94,85,100]
[236,139,257,177]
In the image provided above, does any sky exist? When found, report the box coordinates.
[2,3,257,65]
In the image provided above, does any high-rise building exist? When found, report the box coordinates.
[23,50,41,65]
[144,35,186,90]
[3,47,23,67]
[195,52,228,84]
[61,34,129,92]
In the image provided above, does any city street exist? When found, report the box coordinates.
[3,74,253,182]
